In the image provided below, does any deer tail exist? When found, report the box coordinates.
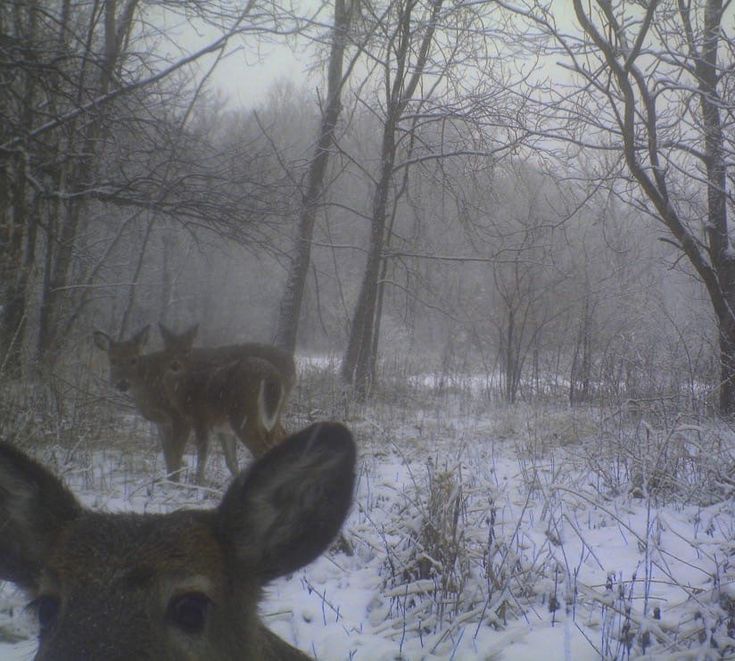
[258,377,284,434]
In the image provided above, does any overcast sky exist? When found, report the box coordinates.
[208,39,312,108]
[150,3,324,110]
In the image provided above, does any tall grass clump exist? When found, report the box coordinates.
[586,413,735,505]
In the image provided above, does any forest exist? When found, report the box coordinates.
[1,1,734,659]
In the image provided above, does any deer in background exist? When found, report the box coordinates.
[95,324,297,482]
[158,323,297,412]
[0,422,356,660]
[158,323,297,469]
[161,341,288,470]
[93,325,197,481]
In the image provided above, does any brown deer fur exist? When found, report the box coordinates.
[0,422,356,660]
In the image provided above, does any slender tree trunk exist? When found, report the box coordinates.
[275,0,353,354]
[697,0,735,414]
[160,230,174,326]
[368,246,392,387]
[119,216,155,339]
[340,127,395,393]
[341,0,444,396]
[569,295,592,405]
[38,198,83,361]
[37,0,139,365]
[0,1,39,376]
[0,154,35,377]
[718,314,735,414]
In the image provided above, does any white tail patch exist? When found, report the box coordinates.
[258,379,283,433]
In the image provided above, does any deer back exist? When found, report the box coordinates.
[163,356,286,436]
[158,324,296,394]
[204,343,296,393]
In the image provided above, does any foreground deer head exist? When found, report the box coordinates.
[0,422,356,660]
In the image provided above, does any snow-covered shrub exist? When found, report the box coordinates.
[586,417,735,505]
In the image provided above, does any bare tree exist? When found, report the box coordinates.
[339,0,445,396]
[504,1,735,413]
[274,0,358,354]
[0,0,278,373]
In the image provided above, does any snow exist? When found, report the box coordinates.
[0,641,35,661]
[1,401,734,659]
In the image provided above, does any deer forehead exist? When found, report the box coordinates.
[45,511,226,594]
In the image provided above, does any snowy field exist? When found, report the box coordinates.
[1,372,734,660]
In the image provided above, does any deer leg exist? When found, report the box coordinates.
[273,420,288,443]
[217,431,239,476]
[158,418,191,482]
[193,424,209,484]
[157,420,185,482]
[231,414,267,458]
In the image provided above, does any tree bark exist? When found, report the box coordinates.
[37,0,140,365]
[341,0,444,396]
[0,1,39,376]
[275,0,353,354]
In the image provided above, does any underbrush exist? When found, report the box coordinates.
[0,366,118,449]
[586,415,735,505]
[2,357,735,658]
[345,395,735,659]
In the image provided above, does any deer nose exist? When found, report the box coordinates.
[116,380,129,392]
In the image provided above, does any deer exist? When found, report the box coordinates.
[0,422,356,660]
[94,324,297,482]
[158,323,297,412]
[157,323,297,470]
[93,325,197,482]
[161,349,287,470]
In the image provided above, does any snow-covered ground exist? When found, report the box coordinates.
[1,396,734,660]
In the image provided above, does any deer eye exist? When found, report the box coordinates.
[129,357,138,366]
[167,592,211,634]
[31,595,61,633]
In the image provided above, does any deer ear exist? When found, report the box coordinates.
[0,444,81,590]
[93,330,111,352]
[217,423,356,582]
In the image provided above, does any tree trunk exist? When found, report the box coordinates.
[275,0,353,354]
[341,0,444,396]
[340,131,395,395]
[37,0,139,365]
[718,316,735,414]
[38,198,83,362]
[0,2,39,377]
[0,154,36,377]
[569,296,592,405]
[698,0,735,416]
[505,306,515,404]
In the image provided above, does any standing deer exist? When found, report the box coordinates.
[159,323,297,394]
[0,422,356,660]
[162,350,287,469]
[158,323,297,471]
[93,325,197,482]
